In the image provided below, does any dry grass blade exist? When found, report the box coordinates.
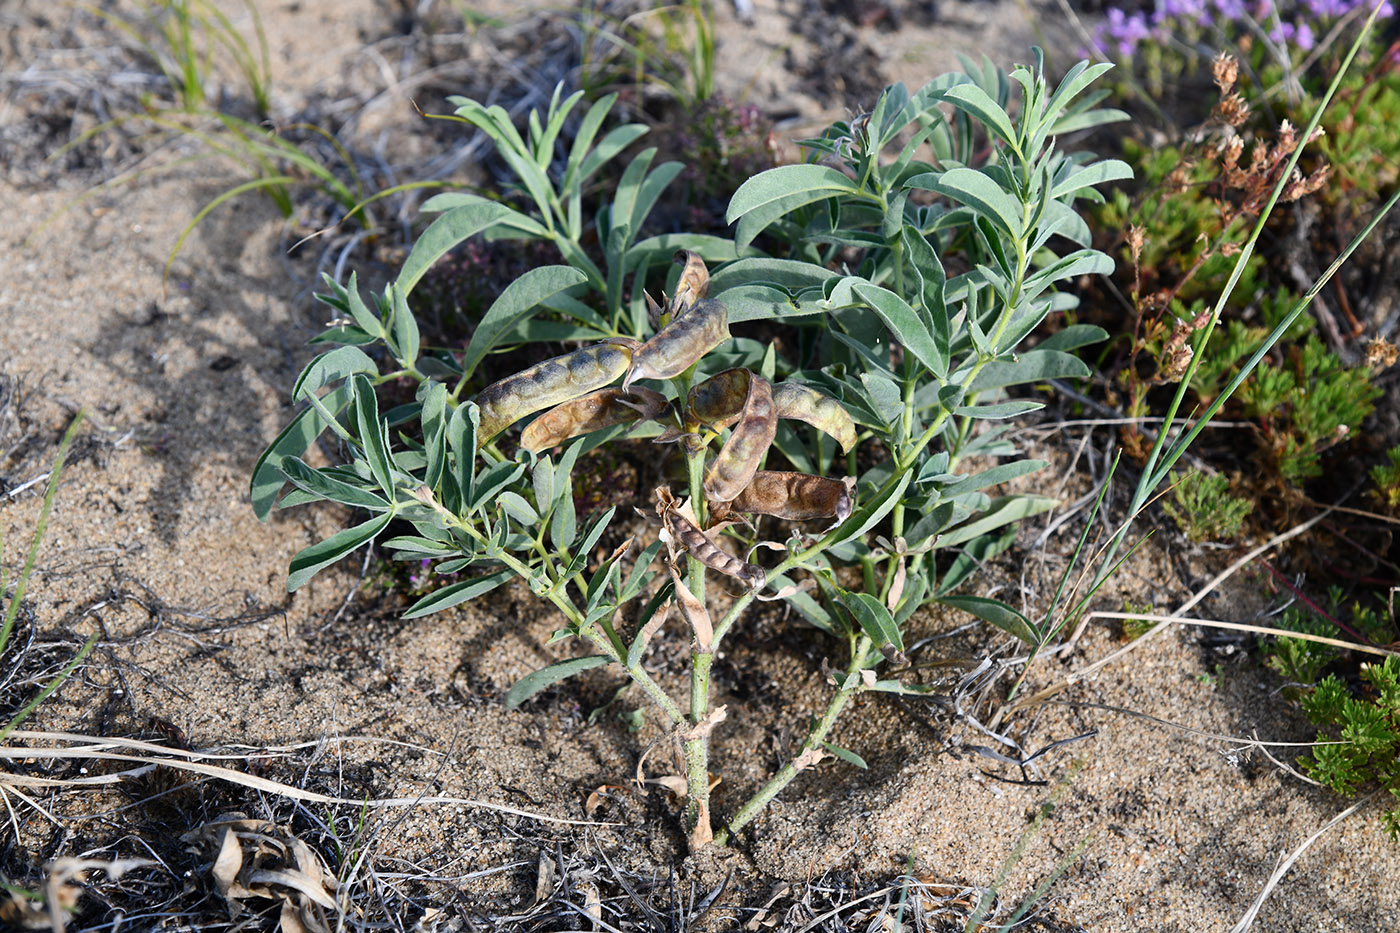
[1227,791,1376,933]
[1088,611,1400,659]
[0,731,612,826]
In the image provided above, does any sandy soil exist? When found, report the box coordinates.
[2,1,1398,930]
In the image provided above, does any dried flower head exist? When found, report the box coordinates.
[1366,337,1399,370]
[1127,224,1145,265]
[1212,53,1239,93]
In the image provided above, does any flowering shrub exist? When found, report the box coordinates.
[1092,0,1393,61]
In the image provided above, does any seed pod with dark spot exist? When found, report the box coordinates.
[519,387,670,453]
[771,382,858,453]
[624,299,730,389]
[703,373,776,504]
[474,341,635,447]
[670,250,710,317]
[687,367,751,428]
[728,471,853,522]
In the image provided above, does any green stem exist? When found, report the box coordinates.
[712,635,871,845]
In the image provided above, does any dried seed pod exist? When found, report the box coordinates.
[623,299,730,389]
[519,387,669,453]
[729,471,853,523]
[669,250,710,317]
[655,487,766,591]
[771,382,858,453]
[689,372,857,453]
[475,342,635,447]
[687,368,751,428]
[703,374,776,504]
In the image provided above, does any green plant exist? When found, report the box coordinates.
[45,0,379,277]
[414,85,740,343]
[1301,656,1400,838]
[579,0,719,114]
[1369,443,1400,511]
[252,53,1127,849]
[1,416,97,741]
[1264,586,1394,684]
[1161,469,1253,541]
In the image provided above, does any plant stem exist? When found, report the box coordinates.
[712,635,871,845]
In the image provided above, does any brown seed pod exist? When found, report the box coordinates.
[687,367,751,428]
[771,382,859,453]
[669,250,710,317]
[623,299,730,389]
[689,372,857,453]
[475,342,635,447]
[655,487,766,591]
[728,471,853,523]
[519,387,670,453]
[703,373,776,504]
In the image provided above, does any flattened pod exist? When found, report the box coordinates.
[519,386,670,453]
[657,488,766,591]
[687,368,751,428]
[669,249,710,317]
[771,382,859,453]
[704,373,776,503]
[474,342,634,447]
[623,299,730,389]
[730,471,853,522]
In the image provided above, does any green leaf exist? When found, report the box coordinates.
[397,200,516,297]
[505,655,614,709]
[940,460,1047,499]
[940,595,1038,645]
[251,384,353,520]
[351,375,395,497]
[460,265,588,380]
[563,506,617,579]
[1051,159,1133,200]
[838,589,904,652]
[969,349,1089,392]
[954,400,1044,420]
[403,569,514,619]
[388,283,420,367]
[941,84,1017,151]
[287,512,392,591]
[851,281,945,377]
[938,495,1057,548]
[498,491,539,526]
[937,525,1017,595]
[292,346,379,402]
[421,381,449,491]
[447,403,479,507]
[828,471,914,548]
[280,457,391,511]
[1036,324,1108,353]
[909,168,1023,240]
[820,740,869,769]
[726,164,863,248]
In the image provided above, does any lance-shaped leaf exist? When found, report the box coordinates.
[505,655,614,710]
[704,373,776,504]
[520,387,669,453]
[940,595,1038,645]
[460,265,589,381]
[624,299,730,388]
[728,471,853,523]
[287,513,393,591]
[474,341,635,447]
[403,569,514,619]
